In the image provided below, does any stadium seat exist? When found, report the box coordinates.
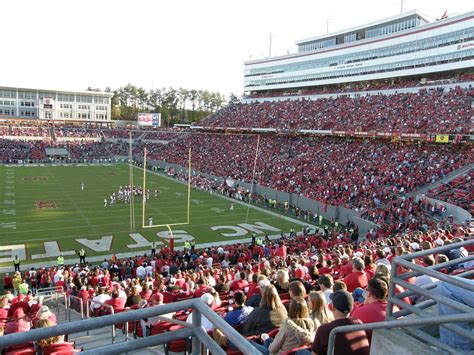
[42,341,77,355]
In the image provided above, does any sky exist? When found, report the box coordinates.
[1,0,472,98]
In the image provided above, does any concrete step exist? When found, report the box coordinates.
[55,306,170,354]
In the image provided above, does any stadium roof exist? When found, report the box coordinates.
[295,10,432,45]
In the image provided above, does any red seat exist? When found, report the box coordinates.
[42,341,76,355]
[165,326,188,354]
[268,328,279,338]
[150,321,173,336]
[4,343,36,355]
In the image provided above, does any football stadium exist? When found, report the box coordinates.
[0,4,473,355]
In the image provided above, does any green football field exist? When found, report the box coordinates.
[0,163,303,266]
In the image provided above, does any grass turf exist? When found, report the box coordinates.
[0,163,303,266]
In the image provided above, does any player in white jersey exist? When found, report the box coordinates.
[81,182,85,191]
[230,203,234,212]
[104,198,108,208]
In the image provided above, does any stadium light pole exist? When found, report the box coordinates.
[268,33,276,58]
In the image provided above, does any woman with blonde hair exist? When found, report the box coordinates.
[275,269,289,294]
[242,284,287,336]
[35,318,64,349]
[308,291,334,326]
[251,297,316,354]
[208,287,222,309]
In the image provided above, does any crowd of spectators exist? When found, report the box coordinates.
[10,126,50,137]
[68,141,113,160]
[206,87,473,134]
[1,226,471,352]
[141,134,473,213]
[54,127,101,138]
[101,128,142,139]
[141,131,183,141]
[427,171,474,214]
[0,139,34,162]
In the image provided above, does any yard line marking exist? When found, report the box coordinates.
[2,209,16,216]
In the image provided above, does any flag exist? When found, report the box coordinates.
[441,10,448,19]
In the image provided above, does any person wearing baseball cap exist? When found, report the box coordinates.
[142,292,174,336]
[311,290,369,355]
[185,293,214,331]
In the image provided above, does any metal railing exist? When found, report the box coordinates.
[36,286,68,320]
[0,298,259,354]
[86,299,116,343]
[327,313,474,355]
[327,239,474,355]
[67,295,85,322]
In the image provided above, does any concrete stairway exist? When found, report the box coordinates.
[54,303,169,354]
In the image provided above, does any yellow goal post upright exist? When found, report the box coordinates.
[140,146,192,251]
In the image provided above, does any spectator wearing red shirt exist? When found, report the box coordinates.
[0,296,8,328]
[343,258,368,292]
[276,243,287,258]
[351,277,397,341]
[5,308,31,334]
[229,272,248,292]
[363,255,376,281]
[3,273,12,290]
[339,255,353,276]
[193,278,209,299]
[8,294,30,317]
[105,290,126,312]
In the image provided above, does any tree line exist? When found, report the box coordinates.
[88,85,236,125]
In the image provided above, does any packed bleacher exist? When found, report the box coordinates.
[140,134,473,211]
[101,128,142,139]
[141,131,183,141]
[2,226,472,353]
[68,141,113,160]
[54,127,101,138]
[0,139,32,162]
[427,171,474,214]
[10,126,49,138]
[205,87,473,134]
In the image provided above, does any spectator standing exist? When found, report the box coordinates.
[13,255,20,272]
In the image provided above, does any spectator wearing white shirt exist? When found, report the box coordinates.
[144,263,153,277]
[136,265,146,280]
[186,293,214,331]
[91,287,111,312]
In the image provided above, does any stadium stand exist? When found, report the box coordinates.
[139,134,473,211]
[202,87,473,134]
[1,229,472,353]
[427,171,474,215]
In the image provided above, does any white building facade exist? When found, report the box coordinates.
[243,11,473,94]
[0,86,113,122]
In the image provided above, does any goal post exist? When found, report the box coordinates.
[140,146,192,229]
